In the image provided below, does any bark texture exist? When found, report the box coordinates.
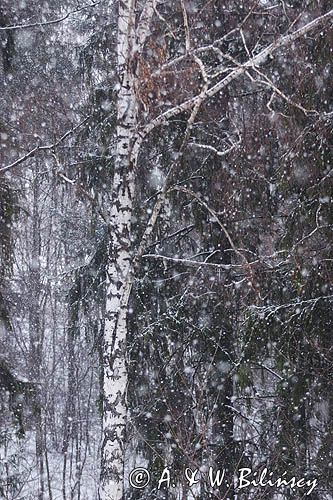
[99,1,137,498]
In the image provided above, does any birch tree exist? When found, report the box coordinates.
[100,2,333,498]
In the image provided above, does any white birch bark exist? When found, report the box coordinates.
[99,0,137,499]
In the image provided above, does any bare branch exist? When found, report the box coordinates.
[0,118,89,174]
[180,0,191,52]
[152,1,259,77]
[252,67,319,116]
[254,364,284,381]
[187,142,237,157]
[135,8,333,152]
[142,253,233,270]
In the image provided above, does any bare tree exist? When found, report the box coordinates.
[99,2,333,499]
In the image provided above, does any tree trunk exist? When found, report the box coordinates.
[99,1,137,498]
[29,167,45,500]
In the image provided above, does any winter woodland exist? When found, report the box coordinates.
[0,1,332,499]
